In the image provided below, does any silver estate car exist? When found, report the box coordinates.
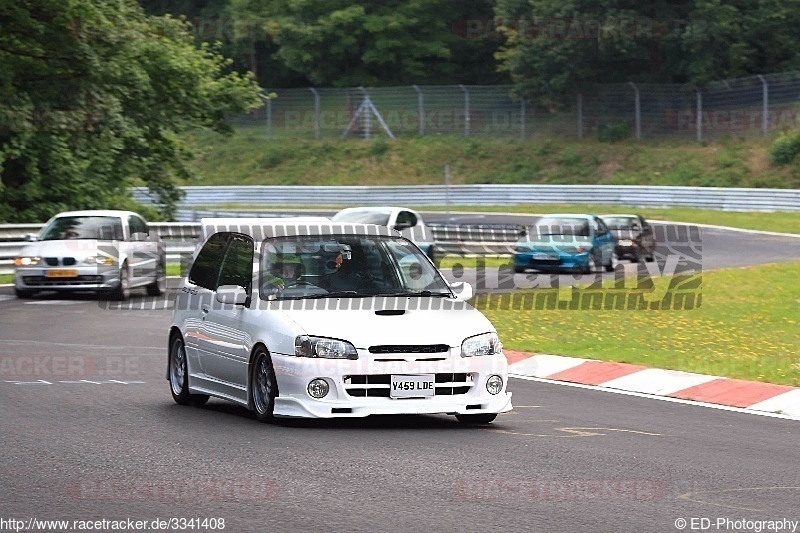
[13,210,166,299]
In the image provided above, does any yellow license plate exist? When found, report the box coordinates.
[45,269,79,278]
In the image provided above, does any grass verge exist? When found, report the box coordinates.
[483,261,800,386]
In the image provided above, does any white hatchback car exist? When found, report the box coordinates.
[168,218,512,424]
[14,209,166,300]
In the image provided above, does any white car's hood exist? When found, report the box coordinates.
[19,239,106,260]
[277,298,494,349]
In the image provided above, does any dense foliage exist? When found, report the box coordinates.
[0,0,263,222]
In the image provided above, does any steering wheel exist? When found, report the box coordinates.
[285,280,315,288]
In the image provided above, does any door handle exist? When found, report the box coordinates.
[201,305,209,314]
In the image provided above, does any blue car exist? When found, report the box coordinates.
[513,214,617,274]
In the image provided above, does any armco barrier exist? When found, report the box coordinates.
[131,185,800,212]
[0,220,522,275]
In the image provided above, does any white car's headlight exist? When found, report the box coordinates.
[14,256,40,267]
[295,336,358,360]
[618,239,634,247]
[461,332,503,357]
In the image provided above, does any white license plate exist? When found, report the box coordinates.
[390,374,435,398]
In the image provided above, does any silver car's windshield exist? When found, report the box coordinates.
[530,217,590,237]
[260,235,451,300]
[602,217,637,230]
[40,216,124,241]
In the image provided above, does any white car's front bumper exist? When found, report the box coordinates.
[270,352,513,418]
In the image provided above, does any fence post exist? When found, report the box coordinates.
[459,84,470,137]
[520,98,526,140]
[360,87,370,139]
[577,93,583,139]
[309,87,320,139]
[266,93,272,138]
[629,82,641,139]
[696,90,702,142]
[413,85,424,137]
[757,75,769,136]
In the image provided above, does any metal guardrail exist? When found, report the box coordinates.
[132,185,800,212]
[0,221,521,274]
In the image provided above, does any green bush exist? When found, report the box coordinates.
[769,130,800,166]
[368,137,389,156]
[597,122,631,143]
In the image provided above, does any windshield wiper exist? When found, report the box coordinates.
[276,290,368,301]
[377,290,452,298]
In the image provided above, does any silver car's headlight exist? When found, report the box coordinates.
[14,256,41,267]
[83,254,116,265]
[295,336,358,360]
[461,332,503,357]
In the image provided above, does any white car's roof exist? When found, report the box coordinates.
[335,206,414,213]
[51,210,142,218]
[537,213,597,220]
[200,217,397,240]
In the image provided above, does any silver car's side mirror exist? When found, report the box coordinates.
[24,233,38,242]
[216,285,249,306]
[450,281,474,301]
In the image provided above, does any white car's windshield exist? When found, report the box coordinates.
[40,216,124,241]
[260,235,450,300]
[331,210,391,225]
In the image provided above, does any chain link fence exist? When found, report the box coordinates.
[231,71,800,140]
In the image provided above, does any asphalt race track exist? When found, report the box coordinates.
[0,296,798,532]
[1,219,800,532]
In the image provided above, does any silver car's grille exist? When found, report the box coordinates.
[344,373,473,397]
[44,257,59,266]
[63,257,76,266]
[23,275,104,286]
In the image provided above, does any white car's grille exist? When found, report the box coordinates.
[344,373,473,397]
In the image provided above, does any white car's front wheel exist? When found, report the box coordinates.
[250,347,277,423]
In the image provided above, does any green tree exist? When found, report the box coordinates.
[495,0,692,108]
[683,0,800,84]
[0,0,263,222]
[231,0,502,87]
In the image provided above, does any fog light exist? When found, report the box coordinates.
[307,378,330,399]
[486,375,503,395]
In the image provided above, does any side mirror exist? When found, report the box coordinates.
[393,222,413,231]
[24,233,38,242]
[216,285,249,306]
[450,281,474,301]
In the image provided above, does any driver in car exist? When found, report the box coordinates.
[263,253,303,291]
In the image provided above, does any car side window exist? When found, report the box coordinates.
[189,232,230,290]
[596,218,609,235]
[217,234,254,292]
[396,211,417,228]
[129,215,148,241]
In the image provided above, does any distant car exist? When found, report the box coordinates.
[331,206,436,260]
[13,210,166,300]
[600,214,656,263]
[513,214,616,274]
[168,218,512,424]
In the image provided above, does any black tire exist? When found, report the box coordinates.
[15,288,35,299]
[111,262,130,301]
[169,335,209,407]
[455,413,497,425]
[147,261,167,296]
[604,253,615,273]
[250,347,277,423]
[646,252,655,262]
[514,265,525,274]
[583,253,597,274]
